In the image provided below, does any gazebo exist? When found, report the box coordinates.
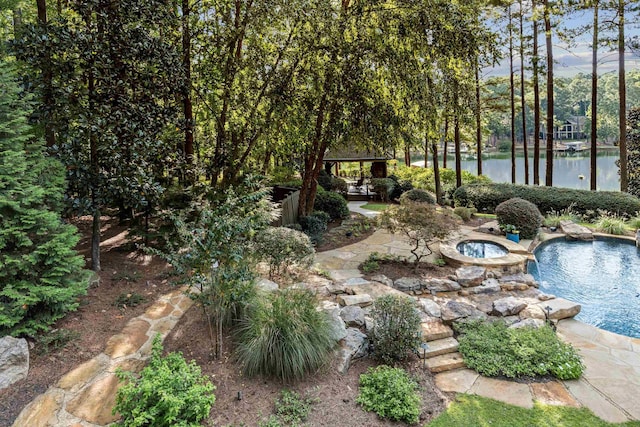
[323,148,393,179]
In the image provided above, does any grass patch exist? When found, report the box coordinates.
[361,203,390,212]
[428,394,640,427]
[474,213,497,219]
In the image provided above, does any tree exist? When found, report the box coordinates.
[532,0,542,185]
[627,107,640,196]
[618,0,627,191]
[518,0,530,185]
[0,62,88,337]
[591,0,600,190]
[378,200,458,267]
[543,0,555,187]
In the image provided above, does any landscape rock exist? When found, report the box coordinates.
[509,318,546,329]
[537,293,555,301]
[364,316,375,333]
[441,301,487,325]
[324,308,348,342]
[337,294,373,307]
[499,273,537,287]
[343,277,371,286]
[340,306,366,327]
[466,278,501,295]
[519,304,546,320]
[455,266,486,287]
[318,300,339,311]
[0,336,29,390]
[369,274,394,287]
[560,220,594,241]
[256,278,279,292]
[538,298,581,320]
[424,278,461,293]
[418,299,442,318]
[492,297,527,316]
[394,277,423,292]
[476,220,502,235]
[327,283,347,295]
[336,328,369,374]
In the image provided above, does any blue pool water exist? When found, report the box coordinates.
[529,237,640,338]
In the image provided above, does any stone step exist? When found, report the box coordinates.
[421,321,454,341]
[419,337,459,359]
[426,352,466,373]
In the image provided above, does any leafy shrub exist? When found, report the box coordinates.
[275,390,315,425]
[317,169,333,191]
[393,166,489,195]
[455,321,584,380]
[388,174,414,201]
[498,140,512,152]
[235,288,335,381]
[378,201,459,266]
[361,253,381,273]
[313,189,349,220]
[298,211,330,244]
[35,329,80,355]
[495,198,543,239]
[453,206,477,222]
[331,177,348,195]
[357,366,421,424]
[453,183,640,218]
[113,335,215,426]
[370,178,396,202]
[594,212,628,235]
[400,188,436,205]
[370,295,422,364]
[255,227,315,277]
[269,166,298,184]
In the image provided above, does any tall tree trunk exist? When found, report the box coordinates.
[544,0,554,187]
[182,0,194,179]
[424,129,429,168]
[432,139,442,204]
[12,8,22,36]
[591,1,599,191]
[475,59,482,176]
[618,0,627,191]
[37,0,56,148]
[519,0,529,185]
[454,115,462,189]
[509,5,516,184]
[443,117,449,168]
[404,144,411,166]
[533,0,541,185]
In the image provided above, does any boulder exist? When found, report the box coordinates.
[509,318,546,329]
[343,277,371,286]
[256,278,279,292]
[336,328,369,374]
[318,300,340,311]
[327,283,347,295]
[424,278,461,293]
[560,220,594,241]
[340,306,366,327]
[476,220,502,235]
[519,304,546,320]
[537,293,555,302]
[499,273,537,287]
[369,274,393,287]
[418,299,442,318]
[441,301,487,325]
[0,336,29,390]
[324,308,347,342]
[466,278,501,295]
[491,297,527,316]
[455,266,486,287]
[337,294,373,307]
[394,277,423,292]
[538,298,581,320]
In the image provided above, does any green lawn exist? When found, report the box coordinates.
[361,203,390,212]
[427,394,640,427]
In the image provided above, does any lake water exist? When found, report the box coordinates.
[424,150,621,191]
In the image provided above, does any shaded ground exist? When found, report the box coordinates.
[0,217,174,427]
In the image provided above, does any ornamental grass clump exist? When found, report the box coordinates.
[455,320,584,380]
[594,212,628,235]
[357,365,421,424]
[235,288,335,381]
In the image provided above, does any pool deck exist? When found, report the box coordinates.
[316,218,640,422]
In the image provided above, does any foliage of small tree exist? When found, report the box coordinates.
[357,365,421,424]
[113,335,215,427]
[378,201,459,266]
[0,62,88,337]
[157,179,276,358]
[627,107,640,197]
[255,227,315,277]
[235,288,335,382]
[369,295,422,364]
[495,198,543,239]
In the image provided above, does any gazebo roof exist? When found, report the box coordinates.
[324,148,393,162]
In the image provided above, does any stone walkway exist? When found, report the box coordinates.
[315,227,640,423]
[13,289,194,427]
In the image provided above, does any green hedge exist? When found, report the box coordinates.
[453,183,640,216]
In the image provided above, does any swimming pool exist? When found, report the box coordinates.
[529,237,640,338]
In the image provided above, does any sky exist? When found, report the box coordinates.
[486,7,640,78]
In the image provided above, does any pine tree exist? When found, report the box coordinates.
[0,62,89,337]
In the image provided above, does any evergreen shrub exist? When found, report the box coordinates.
[495,198,543,239]
[399,188,436,205]
[357,366,421,424]
[313,189,349,220]
[255,226,315,276]
[369,295,421,364]
[453,183,640,217]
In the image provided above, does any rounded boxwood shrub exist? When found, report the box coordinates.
[388,175,414,201]
[399,188,436,205]
[495,197,543,239]
[255,227,315,276]
[369,295,422,364]
[317,169,333,191]
[298,211,330,245]
[235,288,335,381]
[356,366,421,424]
[453,183,640,217]
[313,189,349,220]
